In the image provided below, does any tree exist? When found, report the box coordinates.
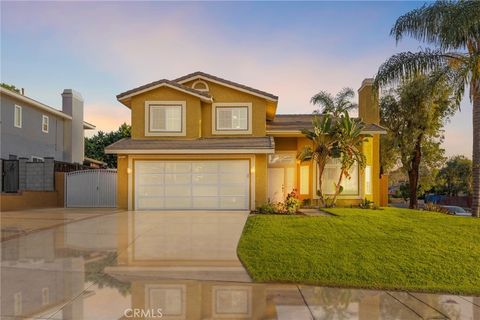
[1,83,21,94]
[298,88,365,207]
[331,112,367,204]
[380,74,455,208]
[437,155,473,196]
[374,0,480,216]
[84,123,131,168]
[311,87,358,117]
[298,114,337,207]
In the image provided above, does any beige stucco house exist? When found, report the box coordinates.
[106,72,386,211]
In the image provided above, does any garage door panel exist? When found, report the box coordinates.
[135,160,250,210]
[192,185,218,197]
[164,174,191,184]
[192,174,218,184]
[165,185,191,197]
[164,197,193,208]
[138,185,164,197]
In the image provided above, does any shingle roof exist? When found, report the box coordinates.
[105,137,275,154]
[174,71,278,101]
[116,79,212,100]
[267,114,387,133]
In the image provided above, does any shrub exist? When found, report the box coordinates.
[302,198,312,207]
[257,201,278,214]
[283,189,301,214]
[257,189,301,215]
[424,202,451,214]
[359,198,374,209]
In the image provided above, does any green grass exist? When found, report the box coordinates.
[237,207,480,295]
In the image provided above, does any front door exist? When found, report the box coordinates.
[268,167,296,203]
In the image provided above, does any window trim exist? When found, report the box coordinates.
[365,165,372,195]
[144,101,186,137]
[191,79,209,92]
[212,103,252,135]
[14,105,22,128]
[42,115,49,133]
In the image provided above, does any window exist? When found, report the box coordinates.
[31,156,44,163]
[300,165,310,195]
[365,165,372,195]
[212,103,252,134]
[216,107,248,130]
[192,80,209,92]
[320,158,359,195]
[145,101,186,136]
[14,105,22,128]
[42,115,49,133]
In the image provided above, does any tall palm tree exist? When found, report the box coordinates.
[298,114,336,207]
[311,87,358,117]
[374,0,480,217]
[331,113,367,205]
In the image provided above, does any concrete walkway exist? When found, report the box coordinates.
[1,208,478,319]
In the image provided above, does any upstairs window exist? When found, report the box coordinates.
[42,115,49,133]
[213,103,252,134]
[217,107,248,130]
[14,105,22,128]
[192,80,209,92]
[145,101,186,136]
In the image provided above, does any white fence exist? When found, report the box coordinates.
[65,169,117,208]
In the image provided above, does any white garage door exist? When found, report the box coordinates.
[135,160,250,210]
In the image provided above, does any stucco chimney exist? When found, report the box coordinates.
[358,78,379,125]
[62,89,84,164]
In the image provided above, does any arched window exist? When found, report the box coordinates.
[192,80,209,92]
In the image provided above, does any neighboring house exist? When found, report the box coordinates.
[106,72,386,211]
[0,87,95,163]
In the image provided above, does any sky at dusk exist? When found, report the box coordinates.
[1,1,473,157]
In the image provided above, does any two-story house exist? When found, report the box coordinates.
[106,72,386,211]
[0,87,95,164]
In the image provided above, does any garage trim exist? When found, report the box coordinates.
[127,155,256,211]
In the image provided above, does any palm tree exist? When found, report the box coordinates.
[311,87,358,117]
[298,114,336,207]
[331,113,367,205]
[374,1,480,217]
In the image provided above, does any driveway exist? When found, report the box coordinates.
[1,208,478,319]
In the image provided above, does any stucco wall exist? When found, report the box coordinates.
[1,95,65,160]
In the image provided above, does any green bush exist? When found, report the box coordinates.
[257,189,301,215]
[359,198,374,209]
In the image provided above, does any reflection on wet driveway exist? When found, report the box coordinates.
[1,209,479,319]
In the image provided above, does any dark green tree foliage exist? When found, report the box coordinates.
[1,83,21,93]
[380,74,456,208]
[437,155,473,196]
[85,123,131,168]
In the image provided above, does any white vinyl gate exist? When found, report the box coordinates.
[65,169,117,208]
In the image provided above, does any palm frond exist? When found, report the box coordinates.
[311,91,335,113]
[392,0,480,50]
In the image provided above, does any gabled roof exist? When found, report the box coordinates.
[175,71,279,102]
[267,114,387,134]
[0,87,95,129]
[116,79,213,102]
[105,137,275,154]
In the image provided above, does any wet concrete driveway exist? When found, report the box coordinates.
[1,209,479,319]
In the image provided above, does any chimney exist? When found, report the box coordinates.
[62,89,84,164]
[358,78,379,125]
[21,88,24,95]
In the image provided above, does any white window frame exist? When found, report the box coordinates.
[144,101,186,137]
[42,115,49,133]
[300,165,310,195]
[313,159,361,198]
[14,105,22,128]
[192,79,209,92]
[31,156,44,162]
[212,103,252,135]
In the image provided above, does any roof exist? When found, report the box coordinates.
[116,79,212,102]
[174,71,278,101]
[105,137,275,154]
[1,87,95,129]
[267,114,387,134]
[84,157,107,165]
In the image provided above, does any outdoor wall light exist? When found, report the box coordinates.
[127,168,132,174]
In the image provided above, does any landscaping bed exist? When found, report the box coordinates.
[237,207,480,295]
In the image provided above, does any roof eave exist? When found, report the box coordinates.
[105,148,275,155]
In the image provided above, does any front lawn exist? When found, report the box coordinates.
[237,207,480,295]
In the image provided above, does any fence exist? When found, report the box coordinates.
[1,158,55,193]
